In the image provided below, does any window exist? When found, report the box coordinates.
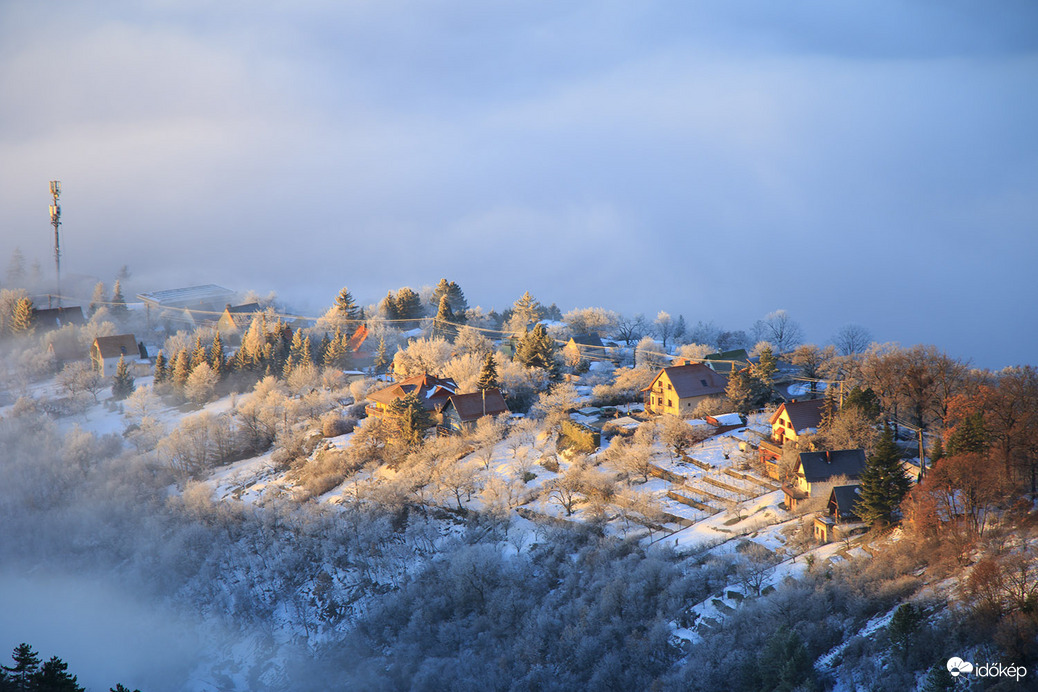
[667,399,673,408]
[700,379,707,386]
[667,383,672,390]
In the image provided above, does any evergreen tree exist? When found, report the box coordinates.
[947,410,987,456]
[300,335,314,367]
[432,294,456,341]
[3,643,40,690]
[190,336,207,370]
[509,291,544,333]
[111,685,142,692]
[334,287,362,323]
[6,247,26,287]
[110,280,128,318]
[316,332,331,366]
[88,281,107,317]
[476,352,499,391]
[725,366,770,415]
[153,350,168,384]
[389,391,433,450]
[289,329,307,364]
[171,349,191,389]
[854,425,911,528]
[515,324,560,380]
[209,332,225,379]
[10,297,34,336]
[752,345,778,380]
[379,291,399,320]
[430,278,469,318]
[394,287,423,327]
[844,386,881,421]
[32,656,84,692]
[323,328,347,368]
[373,336,389,375]
[112,355,136,399]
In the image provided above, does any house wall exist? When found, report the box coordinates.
[645,373,710,415]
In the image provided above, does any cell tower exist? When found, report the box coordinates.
[49,180,61,308]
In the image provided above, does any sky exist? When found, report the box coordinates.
[1,1,1036,369]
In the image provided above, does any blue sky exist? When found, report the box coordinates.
[1,1,1036,368]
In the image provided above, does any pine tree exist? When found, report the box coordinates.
[334,287,362,323]
[110,279,128,318]
[510,291,544,333]
[10,296,35,336]
[515,324,559,380]
[4,643,41,689]
[373,336,389,375]
[190,336,208,370]
[209,332,225,379]
[476,352,499,391]
[947,410,987,456]
[316,332,331,366]
[88,281,107,317]
[752,345,778,380]
[33,655,85,692]
[432,294,456,341]
[6,247,26,287]
[394,287,423,327]
[430,278,469,318]
[112,355,136,399]
[725,367,770,415]
[153,350,168,384]
[389,391,432,450]
[171,349,191,389]
[854,425,911,528]
[379,291,399,320]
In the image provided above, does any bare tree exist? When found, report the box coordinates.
[653,311,679,350]
[614,313,648,347]
[752,310,804,354]
[58,361,104,403]
[833,324,872,355]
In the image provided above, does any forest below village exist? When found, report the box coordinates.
[0,265,1036,691]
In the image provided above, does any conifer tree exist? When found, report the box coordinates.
[88,281,107,317]
[209,331,225,379]
[432,294,456,341]
[6,247,26,287]
[300,335,314,367]
[379,291,399,320]
[476,352,499,391]
[4,643,41,689]
[389,391,432,450]
[515,324,560,380]
[394,287,423,327]
[11,296,34,336]
[509,291,544,334]
[430,278,469,318]
[153,350,168,384]
[190,336,208,370]
[947,410,987,456]
[112,355,136,399]
[373,336,389,375]
[854,425,911,528]
[171,349,191,389]
[334,287,362,323]
[316,332,331,366]
[110,279,128,318]
[34,655,85,692]
[289,329,307,363]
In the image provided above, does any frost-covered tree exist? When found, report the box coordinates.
[6,248,26,287]
[476,351,499,391]
[10,296,34,336]
[454,325,492,357]
[392,337,453,379]
[564,307,618,337]
[514,324,559,380]
[432,294,457,341]
[110,280,128,319]
[185,362,219,405]
[394,287,424,327]
[506,291,544,334]
[111,355,136,400]
[372,336,390,375]
[652,311,678,350]
[634,336,666,370]
[88,281,107,317]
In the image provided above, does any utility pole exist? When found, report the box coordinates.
[49,180,62,308]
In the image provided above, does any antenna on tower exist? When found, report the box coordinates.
[49,180,61,308]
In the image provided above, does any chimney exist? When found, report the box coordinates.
[825,451,831,464]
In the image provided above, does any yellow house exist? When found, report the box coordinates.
[642,363,728,416]
[761,398,827,478]
[783,449,866,511]
[91,334,144,377]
